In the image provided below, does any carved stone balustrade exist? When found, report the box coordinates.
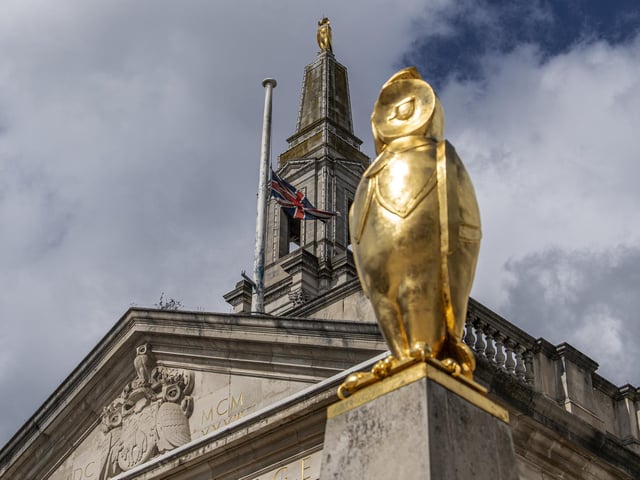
[462,298,640,455]
[464,299,537,387]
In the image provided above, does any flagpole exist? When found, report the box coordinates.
[252,78,277,313]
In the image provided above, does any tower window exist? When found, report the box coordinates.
[288,215,301,253]
[278,211,302,258]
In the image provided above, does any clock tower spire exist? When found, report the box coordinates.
[225,20,369,314]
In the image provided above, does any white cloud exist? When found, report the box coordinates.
[439,38,640,313]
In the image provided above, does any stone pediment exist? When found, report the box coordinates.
[50,342,314,480]
[0,308,384,480]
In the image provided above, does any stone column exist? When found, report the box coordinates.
[320,362,519,480]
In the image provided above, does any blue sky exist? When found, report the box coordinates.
[407,0,640,88]
[1,0,639,448]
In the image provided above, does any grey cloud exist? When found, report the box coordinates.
[0,0,435,446]
[501,245,640,386]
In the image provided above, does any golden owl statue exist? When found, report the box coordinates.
[317,17,333,52]
[349,67,481,379]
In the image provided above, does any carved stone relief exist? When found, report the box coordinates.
[288,288,310,306]
[48,345,316,480]
[98,344,195,478]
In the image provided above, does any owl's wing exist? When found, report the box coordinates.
[350,177,374,245]
[442,141,481,241]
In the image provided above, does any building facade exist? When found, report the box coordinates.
[1,32,639,480]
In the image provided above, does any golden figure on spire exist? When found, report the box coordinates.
[317,17,333,52]
[338,67,483,399]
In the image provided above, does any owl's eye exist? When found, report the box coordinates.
[389,97,415,121]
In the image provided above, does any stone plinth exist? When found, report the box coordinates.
[320,362,519,480]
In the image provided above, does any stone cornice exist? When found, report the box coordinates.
[553,343,599,372]
[285,277,363,318]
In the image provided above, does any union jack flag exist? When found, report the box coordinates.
[270,170,337,223]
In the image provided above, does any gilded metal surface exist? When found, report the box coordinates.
[337,355,487,400]
[330,362,508,424]
[317,17,333,52]
[348,67,482,384]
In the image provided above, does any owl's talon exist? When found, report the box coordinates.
[441,358,462,376]
[372,355,396,378]
[338,372,369,399]
[337,384,350,400]
[344,372,366,390]
[410,342,433,361]
[445,337,476,379]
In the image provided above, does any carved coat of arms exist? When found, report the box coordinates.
[98,344,194,479]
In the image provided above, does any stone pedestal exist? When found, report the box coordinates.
[320,362,519,480]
